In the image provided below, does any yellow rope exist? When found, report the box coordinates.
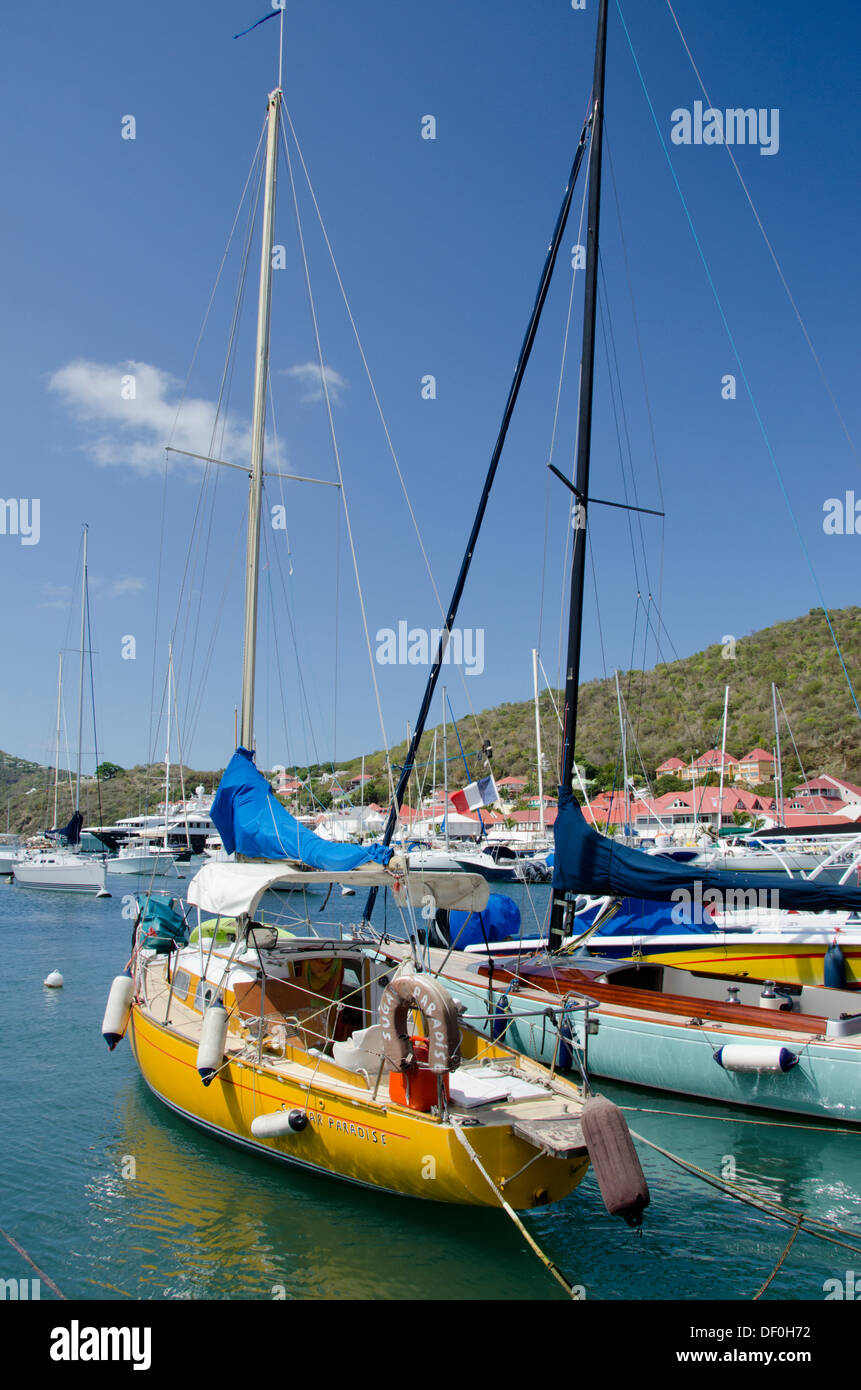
[754,1216,804,1301]
[451,1124,578,1299]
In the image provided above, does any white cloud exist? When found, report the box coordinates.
[107,576,145,597]
[38,575,146,609]
[48,359,253,476]
[283,361,347,404]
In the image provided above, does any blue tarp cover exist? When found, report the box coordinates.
[211,748,393,871]
[447,892,521,948]
[591,898,716,935]
[553,784,861,913]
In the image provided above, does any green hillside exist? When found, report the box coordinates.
[2,606,859,833]
[0,761,224,840]
[335,606,861,796]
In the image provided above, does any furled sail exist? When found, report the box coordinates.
[47,810,83,846]
[553,785,861,912]
[211,748,392,870]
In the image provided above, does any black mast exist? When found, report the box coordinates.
[363,107,593,923]
[548,0,608,951]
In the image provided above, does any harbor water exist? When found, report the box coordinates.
[2,873,860,1302]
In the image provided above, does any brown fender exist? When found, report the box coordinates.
[581,1094,650,1228]
[379,973,462,1075]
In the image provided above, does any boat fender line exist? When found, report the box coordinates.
[580,1095,650,1228]
[196,1002,230,1085]
[101,971,135,1050]
[824,939,848,990]
[713,1044,799,1074]
[379,974,461,1075]
[250,1108,308,1139]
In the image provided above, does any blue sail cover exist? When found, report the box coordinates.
[591,898,717,936]
[211,748,393,870]
[553,784,861,913]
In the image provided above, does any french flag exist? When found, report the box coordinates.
[450,775,499,815]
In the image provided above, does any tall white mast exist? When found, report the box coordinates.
[442,688,450,852]
[533,649,545,837]
[75,524,88,814]
[717,684,729,835]
[615,670,628,839]
[772,681,784,825]
[164,643,173,850]
[53,652,63,828]
[240,83,282,752]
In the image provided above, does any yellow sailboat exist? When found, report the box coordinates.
[101,11,649,1221]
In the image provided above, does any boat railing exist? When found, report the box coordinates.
[805,832,861,884]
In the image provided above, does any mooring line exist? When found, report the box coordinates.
[619,1104,858,1137]
[627,1128,861,1296]
[754,1215,804,1301]
[0,1226,66,1300]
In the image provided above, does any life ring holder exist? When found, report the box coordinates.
[378,973,462,1075]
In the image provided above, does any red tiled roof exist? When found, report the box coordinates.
[694,747,738,767]
[794,775,861,798]
[786,795,849,814]
[741,748,774,762]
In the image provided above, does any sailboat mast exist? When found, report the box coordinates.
[717,684,730,834]
[53,653,63,828]
[442,687,450,852]
[772,681,784,825]
[615,670,628,837]
[240,86,282,753]
[558,0,608,792]
[75,525,88,813]
[549,0,608,948]
[533,650,545,837]
[164,643,173,850]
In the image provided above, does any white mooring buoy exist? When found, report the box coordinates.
[43,970,64,988]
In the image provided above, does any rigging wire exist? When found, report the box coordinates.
[615,0,861,726]
[280,102,494,764]
[664,0,858,464]
[148,119,267,782]
[280,117,396,807]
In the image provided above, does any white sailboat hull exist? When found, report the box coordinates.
[14,853,106,893]
[108,853,173,877]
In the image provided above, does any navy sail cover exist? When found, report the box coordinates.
[211,748,393,870]
[553,785,861,913]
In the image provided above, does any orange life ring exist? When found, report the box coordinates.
[379,974,461,1075]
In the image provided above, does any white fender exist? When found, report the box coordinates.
[714,1044,798,1074]
[196,1003,229,1085]
[250,1109,308,1138]
[101,973,135,1049]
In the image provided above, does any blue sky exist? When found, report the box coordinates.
[1,0,859,782]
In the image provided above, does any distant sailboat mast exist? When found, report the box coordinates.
[75,524,88,816]
[53,652,63,829]
[533,651,546,838]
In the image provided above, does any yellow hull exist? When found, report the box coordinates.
[613,941,861,988]
[129,1004,589,1209]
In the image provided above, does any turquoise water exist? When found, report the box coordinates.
[2,873,860,1302]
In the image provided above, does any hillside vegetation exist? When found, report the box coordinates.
[2,607,859,832]
[337,607,861,794]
